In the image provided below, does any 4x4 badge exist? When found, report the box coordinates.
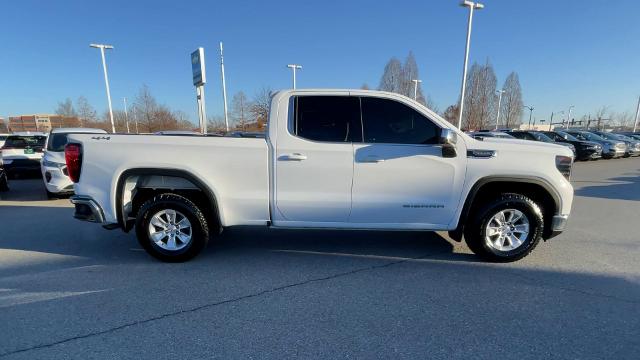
[91,136,111,140]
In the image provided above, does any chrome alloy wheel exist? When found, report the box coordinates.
[485,209,530,252]
[148,209,192,251]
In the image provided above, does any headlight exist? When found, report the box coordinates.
[556,155,573,180]
[42,160,65,169]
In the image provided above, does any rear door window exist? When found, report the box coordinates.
[292,96,361,142]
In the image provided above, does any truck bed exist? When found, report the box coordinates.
[67,134,270,226]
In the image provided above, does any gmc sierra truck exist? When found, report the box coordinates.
[66,89,574,262]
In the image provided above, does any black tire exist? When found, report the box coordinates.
[0,173,8,192]
[135,193,209,262]
[464,193,544,262]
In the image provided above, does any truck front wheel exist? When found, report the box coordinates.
[135,193,209,262]
[464,193,544,262]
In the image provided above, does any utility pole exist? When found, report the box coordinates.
[219,42,229,132]
[89,43,115,133]
[495,89,505,129]
[524,105,534,129]
[287,64,302,89]
[457,0,484,129]
[566,105,574,129]
[633,96,640,133]
[123,97,130,134]
[412,79,422,100]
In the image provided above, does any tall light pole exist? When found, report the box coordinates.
[566,105,574,129]
[123,97,130,133]
[457,0,484,130]
[495,89,505,129]
[633,96,640,133]
[287,64,302,89]
[524,105,534,129]
[411,79,422,100]
[90,43,115,133]
[219,42,229,132]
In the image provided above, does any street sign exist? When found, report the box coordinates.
[191,47,206,86]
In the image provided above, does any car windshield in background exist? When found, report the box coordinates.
[575,132,604,141]
[598,133,619,140]
[47,133,69,152]
[531,132,554,142]
[555,131,580,141]
[3,135,47,149]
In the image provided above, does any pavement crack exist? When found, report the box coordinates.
[0,251,436,358]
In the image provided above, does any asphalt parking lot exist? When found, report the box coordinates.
[0,159,639,359]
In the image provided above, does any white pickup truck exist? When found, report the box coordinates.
[66,89,574,262]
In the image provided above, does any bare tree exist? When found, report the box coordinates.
[230,91,251,131]
[378,57,403,94]
[173,110,195,130]
[132,85,159,132]
[500,72,523,128]
[207,115,227,133]
[462,60,498,130]
[250,87,272,129]
[55,98,77,117]
[76,96,97,127]
[360,83,370,90]
[442,104,459,125]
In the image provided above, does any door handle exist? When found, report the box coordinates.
[360,156,385,163]
[279,153,307,161]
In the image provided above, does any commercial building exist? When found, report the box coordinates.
[8,114,80,133]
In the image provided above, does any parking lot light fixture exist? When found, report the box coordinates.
[411,79,422,101]
[495,89,506,129]
[457,0,484,129]
[633,96,640,133]
[524,105,534,129]
[90,43,115,133]
[287,64,302,89]
[565,105,575,129]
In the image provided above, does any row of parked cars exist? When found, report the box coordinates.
[467,129,640,161]
[0,128,107,196]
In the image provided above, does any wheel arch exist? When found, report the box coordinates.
[449,176,561,242]
[114,168,224,232]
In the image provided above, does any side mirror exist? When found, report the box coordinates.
[440,129,458,158]
[439,128,458,145]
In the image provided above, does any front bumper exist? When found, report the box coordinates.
[70,195,105,223]
[42,165,74,194]
[546,214,570,240]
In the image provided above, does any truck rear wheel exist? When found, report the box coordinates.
[464,193,544,262]
[135,193,209,262]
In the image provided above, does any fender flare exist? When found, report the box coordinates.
[114,168,222,231]
[449,176,561,241]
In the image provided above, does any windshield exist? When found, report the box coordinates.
[531,132,554,142]
[555,131,580,141]
[3,135,47,149]
[573,132,604,141]
[597,132,619,140]
[47,133,69,152]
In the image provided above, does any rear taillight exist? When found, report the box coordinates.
[555,155,573,180]
[65,143,82,183]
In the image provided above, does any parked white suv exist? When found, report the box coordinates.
[66,90,574,263]
[41,128,107,198]
[1,132,47,177]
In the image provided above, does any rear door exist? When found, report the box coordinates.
[273,95,361,224]
[350,96,466,227]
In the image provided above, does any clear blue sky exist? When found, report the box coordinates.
[1,0,639,124]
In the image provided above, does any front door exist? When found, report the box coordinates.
[350,96,466,227]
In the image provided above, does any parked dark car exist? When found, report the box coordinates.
[592,131,640,157]
[564,130,626,159]
[541,130,602,161]
[506,130,576,156]
[617,132,640,141]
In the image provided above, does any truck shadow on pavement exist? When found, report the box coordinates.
[574,170,640,201]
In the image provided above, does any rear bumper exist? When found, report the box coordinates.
[4,159,41,173]
[70,195,105,223]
